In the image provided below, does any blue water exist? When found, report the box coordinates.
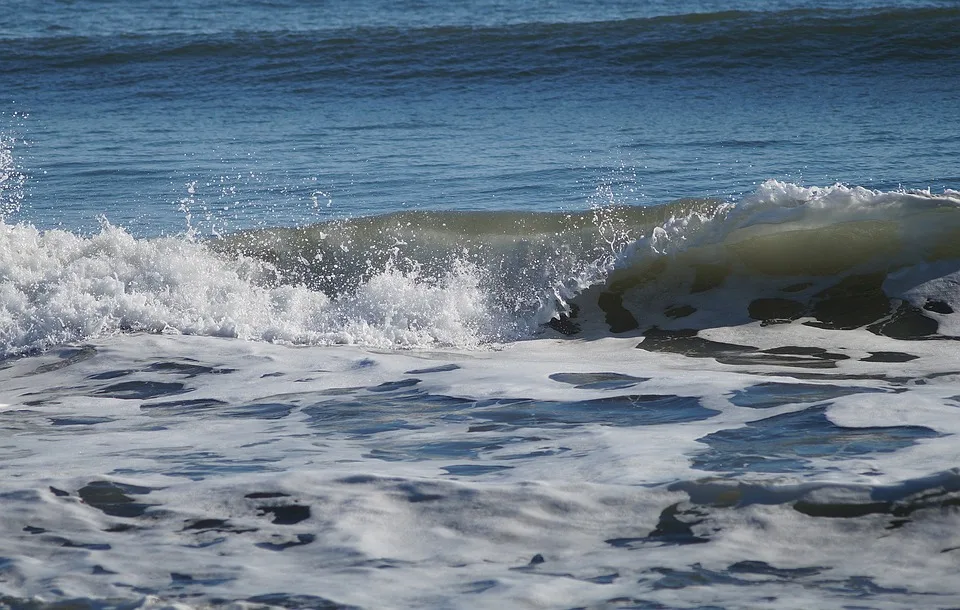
[2,0,958,236]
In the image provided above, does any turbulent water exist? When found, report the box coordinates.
[2,1,960,609]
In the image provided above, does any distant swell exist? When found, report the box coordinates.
[3,7,958,87]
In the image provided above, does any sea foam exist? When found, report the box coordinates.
[0,221,519,357]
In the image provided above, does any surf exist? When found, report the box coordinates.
[3,180,960,359]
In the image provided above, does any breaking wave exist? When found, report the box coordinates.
[3,180,960,357]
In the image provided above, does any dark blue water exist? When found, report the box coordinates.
[2,0,958,236]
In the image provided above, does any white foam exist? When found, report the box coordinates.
[2,324,960,607]
[0,221,523,357]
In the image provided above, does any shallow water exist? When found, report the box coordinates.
[3,331,960,608]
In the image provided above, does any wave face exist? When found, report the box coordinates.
[4,181,960,357]
[574,182,960,340]
[3,7,958,88]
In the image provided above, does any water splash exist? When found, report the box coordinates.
[0,134,26,220]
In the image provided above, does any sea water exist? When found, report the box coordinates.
[2,1,960,608]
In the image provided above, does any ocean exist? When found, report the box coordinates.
[2,0,960,608]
